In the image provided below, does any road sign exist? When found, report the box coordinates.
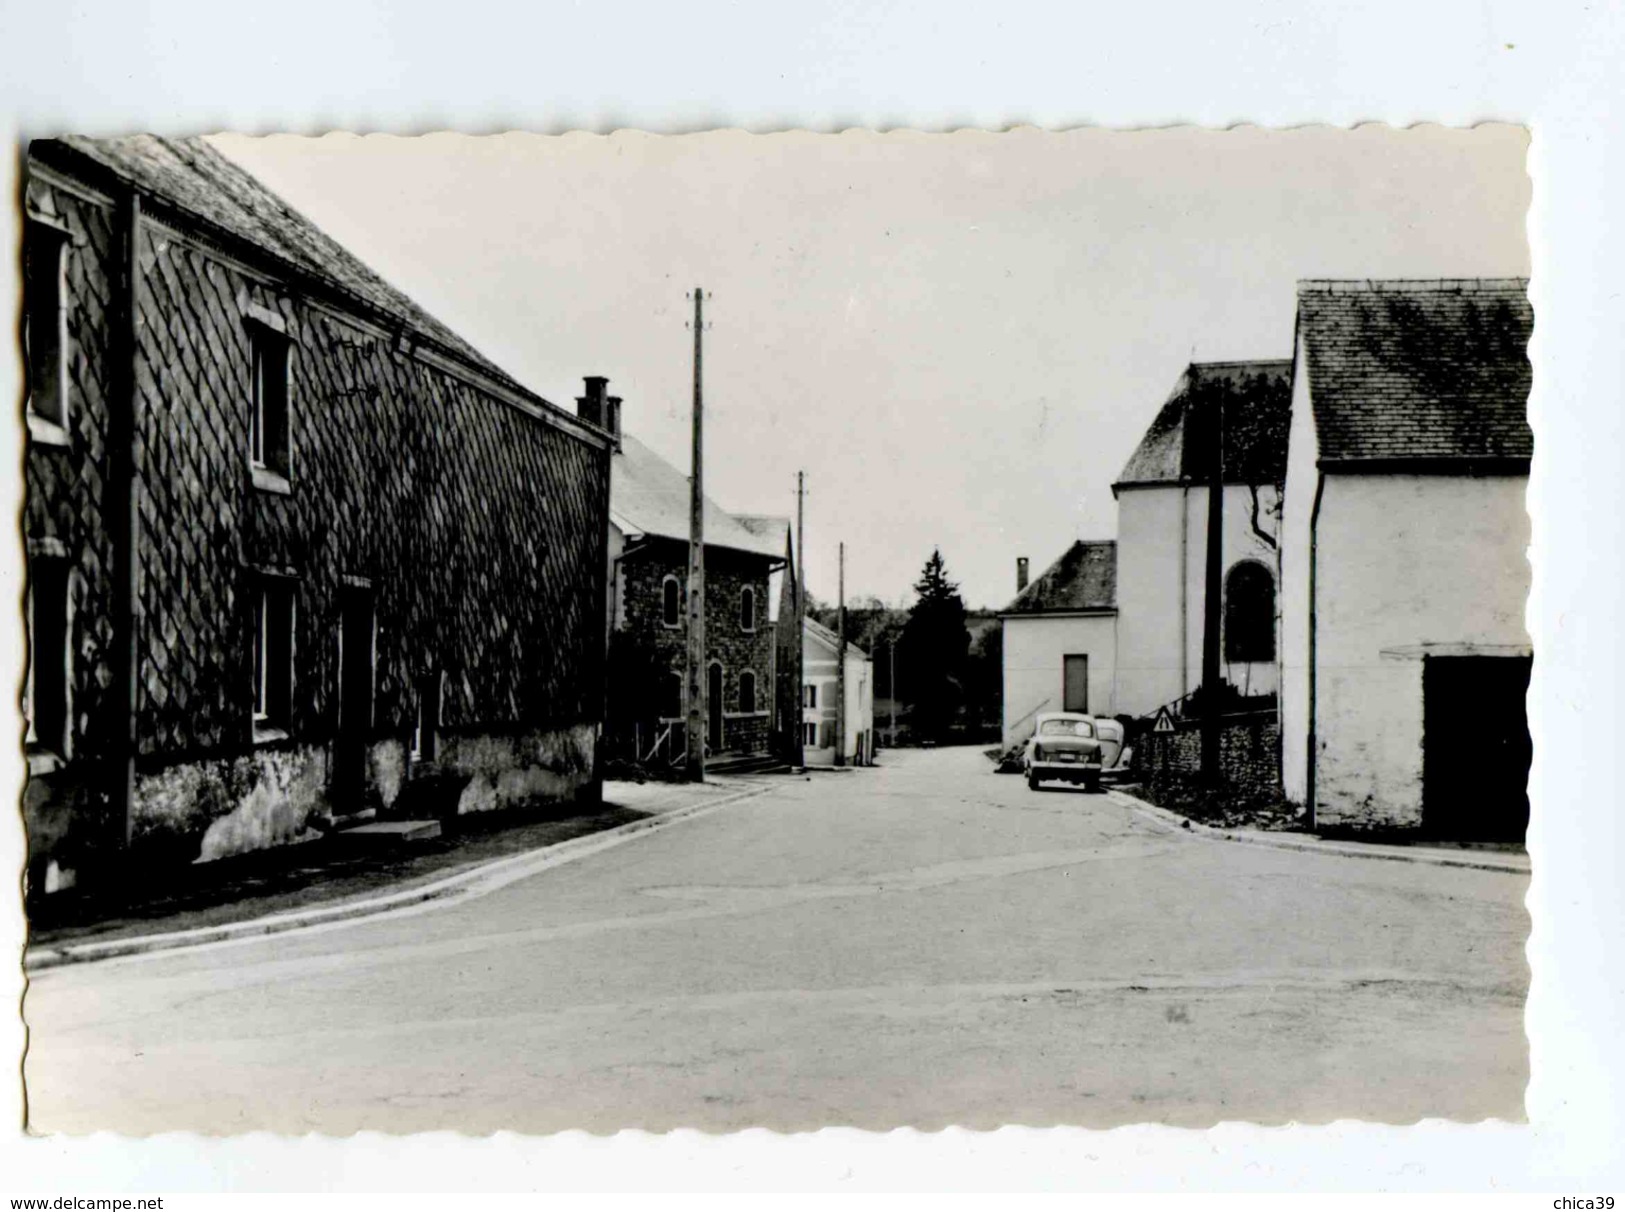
[1152,708,1175,734]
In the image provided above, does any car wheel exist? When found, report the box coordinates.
[1085,774,1101,794]
[1027,769,1040,791]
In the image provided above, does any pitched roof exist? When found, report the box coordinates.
[1115,360,1294,488]
[611,434,784,560]
[733,514,792,557]
[1297,279,1533,466]
[1002,540,1117,615]
[803,615,871,660]
[40,134,538,404]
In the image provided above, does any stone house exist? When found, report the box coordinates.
[800,617,874,767]
[1279,279,1533,837]
[586,377,786,762]
[998,541,1118,749]
[21,136,613,895]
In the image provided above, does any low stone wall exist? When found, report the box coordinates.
[723,712,770,756]
[1134,711,1282,801]
[442,722,597,816]
[26,721,600,899]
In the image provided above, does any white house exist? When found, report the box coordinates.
[801,617,875,767]
[999,541,1118,749]
[1110,360,1293,718]
[1279,278,1533,837]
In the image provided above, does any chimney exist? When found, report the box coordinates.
[1016,557,1030,592]
[606,395,623,451]
[576,375,609,430]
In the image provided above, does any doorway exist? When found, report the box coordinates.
[1063,654,1089,713]
[1422,655,1532,841]
[334,585,374,808]
[707,662,724,753]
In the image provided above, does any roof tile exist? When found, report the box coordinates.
[1297,279,1532,463]
[1004,540,1117,614]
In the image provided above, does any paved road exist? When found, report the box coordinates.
[24,748,1528,1133]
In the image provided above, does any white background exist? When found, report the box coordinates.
[0,0,1621,1194]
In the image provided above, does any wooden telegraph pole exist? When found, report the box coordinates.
[685,288,707,782]
[835,541,847,767]
[794,471,806,770]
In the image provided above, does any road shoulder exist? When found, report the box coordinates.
[1107,787,1530,874]
[25,777,772,972]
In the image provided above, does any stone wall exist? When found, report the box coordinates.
[23,151,610,890]
[1135,711,1282,802]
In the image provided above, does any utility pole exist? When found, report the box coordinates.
[1200,387,1224,783]
[794,470,806,770]
[685,288,707,782]
[835,541,847,767]
[889,636,897,748]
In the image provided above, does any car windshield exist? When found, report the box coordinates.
[1038,719,1093,738]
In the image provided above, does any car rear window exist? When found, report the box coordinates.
[1038,719,1094,738]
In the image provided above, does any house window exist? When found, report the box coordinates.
[1063,654,1089,714]
[804,683,818,709]
[252,580,295,735]
[411,668,443,762]
[802,722,818,747]
[739,669,757,714]
[24,221,69,432]
[25,555,71,756]
[248,319,292,480]
[661,575,682,628]
[664,670,684,721]
[1224,561,1276,663]
[740,586,756,633]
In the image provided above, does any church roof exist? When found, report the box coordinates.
[1297,279,1532,467]
[1002,540,1117,615]
[1114,359,1294,489]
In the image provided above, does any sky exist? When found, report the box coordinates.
[213,125,1529,609]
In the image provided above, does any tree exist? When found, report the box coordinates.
[900,549,971,741]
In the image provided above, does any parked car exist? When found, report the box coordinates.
[1093,716,1126,772]
[1023,712,1105,792]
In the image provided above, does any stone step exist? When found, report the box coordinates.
[334,819,443,845]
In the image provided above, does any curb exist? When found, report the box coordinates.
[1105,788,1530,875]
[25,780,772,973]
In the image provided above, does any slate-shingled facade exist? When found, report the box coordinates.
[22,136,612,894]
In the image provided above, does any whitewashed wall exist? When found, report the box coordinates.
[1279,340,1319,805]
[1307,473,1531,827]
[1113,487,1186,717]
[1114,481,1282,719]
[1001,613,1117,748]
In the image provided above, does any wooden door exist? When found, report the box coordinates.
[334,586,374,806]
[1423,655,1531,841]
[1063,654,1089,713]
[707,662,724,752]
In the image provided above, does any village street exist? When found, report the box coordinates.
[24,748,1527,1135]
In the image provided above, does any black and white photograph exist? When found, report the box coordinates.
[15,123,1537,1135]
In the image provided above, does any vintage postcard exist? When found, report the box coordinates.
[17,125,1530,1134]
